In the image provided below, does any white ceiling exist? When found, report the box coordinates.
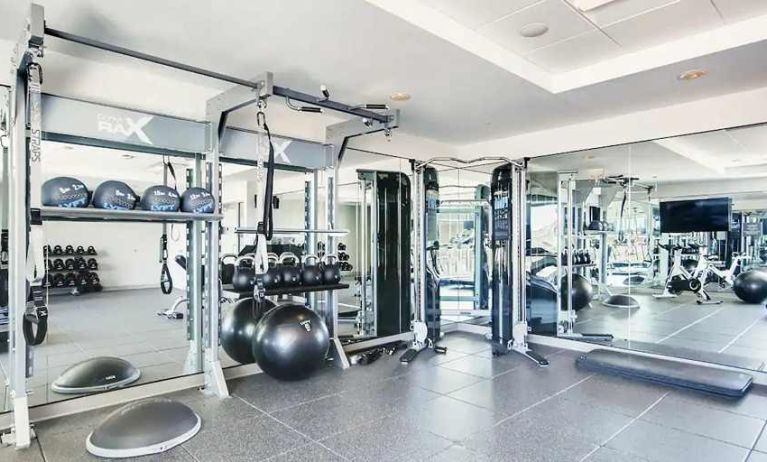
[2,0,767,148]
[418,0,767,72]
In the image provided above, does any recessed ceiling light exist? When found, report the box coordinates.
[519,23,548,38]
[585,154,595,160]
[62,145,74,150]
[121,153,136,159]
[678,69,706,81]
[389,92,411,102]
[571,0,620,12]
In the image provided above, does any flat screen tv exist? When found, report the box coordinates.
[659,197,731,233]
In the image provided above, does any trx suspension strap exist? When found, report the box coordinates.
[24,62,47,346]
[252,101,276,303]
[159,157,177,294]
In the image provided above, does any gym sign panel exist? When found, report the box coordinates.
[41,94,205,153]
[40,93,331,168]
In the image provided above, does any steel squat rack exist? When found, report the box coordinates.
[2,4,398,448]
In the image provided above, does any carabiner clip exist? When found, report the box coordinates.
[257,110,266,128]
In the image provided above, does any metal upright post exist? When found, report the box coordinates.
[204,144,227,397]
[4,4,45,448]
[306,171,318,312]
[324,162,349,368]
[185,159,205,378]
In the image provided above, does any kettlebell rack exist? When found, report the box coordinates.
[43,244,102,295]
[3,2,399,449]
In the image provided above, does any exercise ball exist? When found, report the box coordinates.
[92,181,138,210]
[560,274,593,311]
[181,187,215,213]
[733,270,767,304]
[42,177,90,208]
[252,303,329,381]
[221,298,275,364]
[140,185,180,212]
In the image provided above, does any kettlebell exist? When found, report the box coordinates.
[52,245,63,255]
[320,254,341,285]
[232,255,256,292]
[262,253,283,289]
[301,254,322,287]
[220,254,236,285]
[65,245,75,255]
[75,245,86,255]
[86,245,97,255]
[279,253,301,287]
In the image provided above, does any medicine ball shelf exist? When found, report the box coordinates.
[39,206,223,223]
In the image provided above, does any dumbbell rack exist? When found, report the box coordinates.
[43,246,101,295]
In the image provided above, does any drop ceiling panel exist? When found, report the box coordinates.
[602,0,721,50]
[525,30,621,71]
[723,125,767,165]
[569,0,679,27]
[420,0,542,29]
[478,0,595,54]
[712,0,767,24]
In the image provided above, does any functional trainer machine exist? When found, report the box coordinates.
[401,158,547,366]
[3,3,398,448]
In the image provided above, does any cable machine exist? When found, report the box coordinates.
[401,157,546,366]
[3,3,398,448]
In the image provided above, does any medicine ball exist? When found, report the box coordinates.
[252,303,329,381]
[42,177,90,208]
[560,273,594,311]
[220,298,276,365]
[92,181,138,210]
[180,187,215,213]
[140,185,181,212]
[733,270,767,304]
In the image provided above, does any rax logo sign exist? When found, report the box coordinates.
[97,113,154,145]
[273,139,291,164]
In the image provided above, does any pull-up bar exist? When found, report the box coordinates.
[43,27,391,124]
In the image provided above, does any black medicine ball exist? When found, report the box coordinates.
[41,177,90,208]
[140,185,181,212]
[92,181,138,210]
[181,187,215,213]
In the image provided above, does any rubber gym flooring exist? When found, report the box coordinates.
[574,288,767,371]
[0,331,765,461]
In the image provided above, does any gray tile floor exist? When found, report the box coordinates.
[0,289,240,411]
[2,332,766,461]
[575,288,767,371]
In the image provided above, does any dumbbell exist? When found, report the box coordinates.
[337,242,347,251]
[52,245,63,256]
[64,245,75,255]
[63,272,78,287]
[52,273,66,288]
[86,246,97,255]
[338,252,350,262]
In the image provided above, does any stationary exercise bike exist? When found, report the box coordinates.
[692,252,751,290]
[654,244,720,305]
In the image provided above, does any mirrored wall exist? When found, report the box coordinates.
[528,124,767,371]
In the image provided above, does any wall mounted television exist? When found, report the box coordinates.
[659,197,731,233]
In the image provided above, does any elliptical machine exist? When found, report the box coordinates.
[654,243,721,305]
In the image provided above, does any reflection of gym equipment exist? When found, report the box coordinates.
[354,170,412,340]
[51,357,140,394]
[654,244,720,305]
[435,185,490,313]
[732,270,767,304]
[693,252,751,289]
